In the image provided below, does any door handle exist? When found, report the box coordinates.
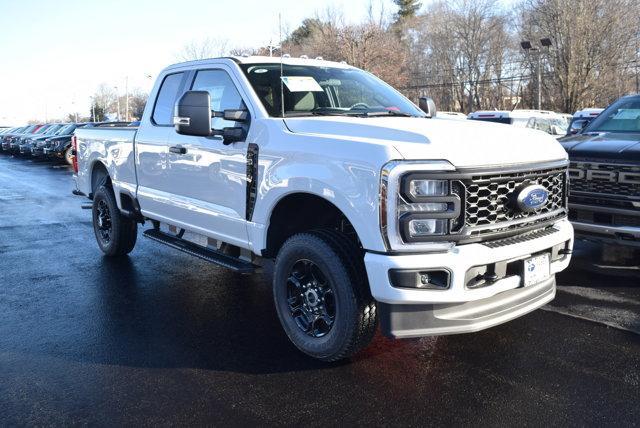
[169,145,187,154]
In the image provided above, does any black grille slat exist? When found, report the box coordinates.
[569,162,640,198]
[482,227,559,248]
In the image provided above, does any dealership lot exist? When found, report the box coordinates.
[0,155,638,426]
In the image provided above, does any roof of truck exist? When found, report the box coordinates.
[167,55,352,71]
[572,108,604,118]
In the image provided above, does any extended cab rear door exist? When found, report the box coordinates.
[135,70,190,223]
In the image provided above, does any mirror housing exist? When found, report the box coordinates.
[174,91,212,137]
[569,119,587,135]
[418,97,437,118]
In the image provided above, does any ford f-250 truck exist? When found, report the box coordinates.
[74,56,573,361]
[561,95,640,250]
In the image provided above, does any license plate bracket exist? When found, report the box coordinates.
[523,253,550,287]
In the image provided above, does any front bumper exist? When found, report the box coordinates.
[43,147,64,158]
[572,221,640,247]
[379,277,555,338]
[365,219,573,337]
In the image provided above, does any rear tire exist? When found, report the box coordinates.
[92,185,137,256]
[64,146,73,165]
[273,229,377,361]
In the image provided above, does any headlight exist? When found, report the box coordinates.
[408,179,448,198]
[381,161,461,252]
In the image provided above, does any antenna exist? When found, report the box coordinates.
[279,13,285,119]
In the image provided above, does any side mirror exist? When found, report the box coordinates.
[174,91,212,137]
[418,97,437,118]
[569,119,587,135]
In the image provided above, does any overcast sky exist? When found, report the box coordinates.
[0,0,388,124]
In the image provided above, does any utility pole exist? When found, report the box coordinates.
[114,86,120,121]
[125,76,129,122]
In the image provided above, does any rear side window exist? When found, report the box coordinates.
[152,72,185,125]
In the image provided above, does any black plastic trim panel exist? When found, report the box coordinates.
[246,143,259,221]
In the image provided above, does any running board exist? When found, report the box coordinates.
[143,229,256,274]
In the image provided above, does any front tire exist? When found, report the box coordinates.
[92,185,137,256]
[273,230,377,361]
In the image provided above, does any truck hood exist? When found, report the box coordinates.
[559,132,640,162]
[284,116,567,168]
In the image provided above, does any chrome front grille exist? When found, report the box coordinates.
[462,167,567,228]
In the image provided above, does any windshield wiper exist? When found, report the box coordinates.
[361,110,416,118]
[310,108,365,116]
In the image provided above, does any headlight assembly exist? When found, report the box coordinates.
[380,161,461,252]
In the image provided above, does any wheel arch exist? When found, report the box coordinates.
[90,160,111,197]
[262,191,364,258]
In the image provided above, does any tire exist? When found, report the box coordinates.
[64,146,73,165]
[273,229,377,361]
[92,185,137,256]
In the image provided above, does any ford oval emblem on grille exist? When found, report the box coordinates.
[516,184,549,212]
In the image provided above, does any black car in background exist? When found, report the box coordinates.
[1,121,137,165]
[38,123,90,164]
[560,94,640,249]
[1,125,37,151]
[18,124,65,155]
[10,124,52,153]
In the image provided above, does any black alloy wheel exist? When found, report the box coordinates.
[286,259,336,338]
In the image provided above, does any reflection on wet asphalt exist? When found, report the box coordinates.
[0,156,639,425]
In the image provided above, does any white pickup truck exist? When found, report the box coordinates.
[74,56,573,361]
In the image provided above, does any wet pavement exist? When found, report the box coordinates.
[0,154,639,426]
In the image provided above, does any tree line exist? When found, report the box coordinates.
[180,0,639,114]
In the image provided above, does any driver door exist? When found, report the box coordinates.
[164,67,251,248]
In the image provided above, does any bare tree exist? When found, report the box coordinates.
[176,37,230,61]
[518,0,640,112]
[407,0,514,112]
[283,7,408,88]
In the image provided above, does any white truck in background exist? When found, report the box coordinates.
[73,56,573,361]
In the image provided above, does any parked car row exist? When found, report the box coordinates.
[0,122,134,164]
[466,108,604,138]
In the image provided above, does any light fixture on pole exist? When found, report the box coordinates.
[520,38,552,110]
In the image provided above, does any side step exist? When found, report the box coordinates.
[143,229,256,274]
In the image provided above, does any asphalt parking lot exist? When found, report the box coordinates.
[0,155,638,426]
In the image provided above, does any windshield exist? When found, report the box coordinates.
[55,124,76,135]
[526,117,567,135]
[240,63,425,118]
[585,97,640,133]
[44,124,63,135]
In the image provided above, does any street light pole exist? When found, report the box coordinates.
[125,76,129,122]
[536,51,542,110]
[114,86,120,121]
[521,38,552,110]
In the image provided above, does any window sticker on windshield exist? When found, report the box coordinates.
[281,76,324,92]
[613,109,640,120]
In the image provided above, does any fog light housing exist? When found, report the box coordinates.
[389,269,450,290]
[407,218,447,237]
